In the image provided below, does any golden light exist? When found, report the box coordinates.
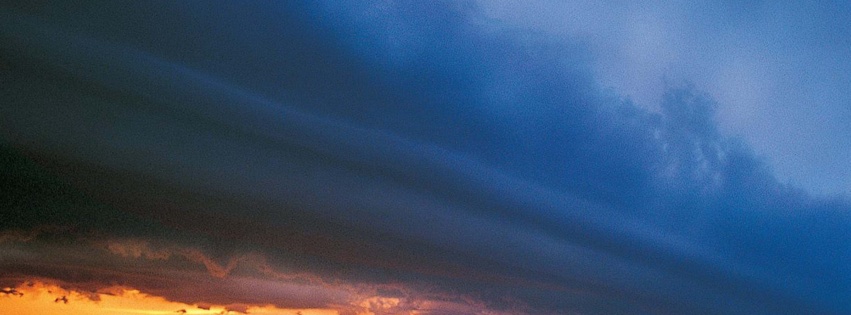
[0,280,339,315]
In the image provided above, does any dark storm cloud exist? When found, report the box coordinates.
[1,1,849,314]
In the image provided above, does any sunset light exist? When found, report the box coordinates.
[0,281,336,315]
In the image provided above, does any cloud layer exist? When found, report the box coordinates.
[1,1,849,314]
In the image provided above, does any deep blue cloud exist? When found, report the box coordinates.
[477,0,851,196]
[1,1,849,314]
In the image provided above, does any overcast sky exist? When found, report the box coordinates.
[1,1,849,315]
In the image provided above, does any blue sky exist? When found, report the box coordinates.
[477,0,851,197]
[1,1,849,314]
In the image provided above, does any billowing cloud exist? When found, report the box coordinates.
[1,1,849,315]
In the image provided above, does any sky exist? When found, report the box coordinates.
[0,1,849,315]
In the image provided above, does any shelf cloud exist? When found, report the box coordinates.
[1,1,849,314]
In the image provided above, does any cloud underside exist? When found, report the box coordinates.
[0,2,849,315]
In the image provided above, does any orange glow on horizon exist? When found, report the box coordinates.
[0,281,339,315]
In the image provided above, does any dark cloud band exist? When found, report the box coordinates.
[1,2,849,314]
